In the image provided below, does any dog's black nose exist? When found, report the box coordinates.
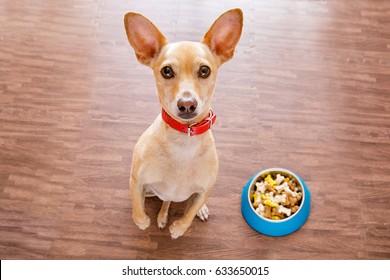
[177,98,198,114]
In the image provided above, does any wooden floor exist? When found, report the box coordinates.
[1,0,389,260]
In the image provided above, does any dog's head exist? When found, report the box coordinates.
[124,9,243,123]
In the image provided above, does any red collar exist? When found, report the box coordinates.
[161,108,217,137]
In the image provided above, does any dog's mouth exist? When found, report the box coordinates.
[177,112,198,120]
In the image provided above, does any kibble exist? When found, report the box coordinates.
[251,173,303,220]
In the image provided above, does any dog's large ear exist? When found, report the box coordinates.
[202,8,243,65]
[124,12,167,67]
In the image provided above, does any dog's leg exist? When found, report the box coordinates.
[169,191,209,239]
[157,201,171,229]
[185,194,209,221]
[130,175,151,230]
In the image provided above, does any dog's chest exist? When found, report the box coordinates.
[144,135,217,202]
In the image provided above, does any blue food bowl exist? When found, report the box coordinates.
[241,168,311,236]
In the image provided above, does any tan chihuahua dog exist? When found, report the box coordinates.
[124,8,243,238]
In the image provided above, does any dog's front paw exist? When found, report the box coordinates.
[133,215,151,230]
[169,220,190,239]
[196,204,209,221]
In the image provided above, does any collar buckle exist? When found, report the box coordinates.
[187,123,196,137]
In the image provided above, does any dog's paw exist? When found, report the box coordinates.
[157,212,169,229]
[133,215,151,230]
[196,204,209,221]
[169,220,190,239]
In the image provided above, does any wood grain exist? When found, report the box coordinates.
[0,0,389,259]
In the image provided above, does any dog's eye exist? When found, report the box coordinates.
[199,66,211,79]
[161,66,174,79]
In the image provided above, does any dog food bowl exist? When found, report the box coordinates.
[241,168,311,236]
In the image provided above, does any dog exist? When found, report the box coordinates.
[124,8,243,239]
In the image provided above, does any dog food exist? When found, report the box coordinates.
[251,173,303,220]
